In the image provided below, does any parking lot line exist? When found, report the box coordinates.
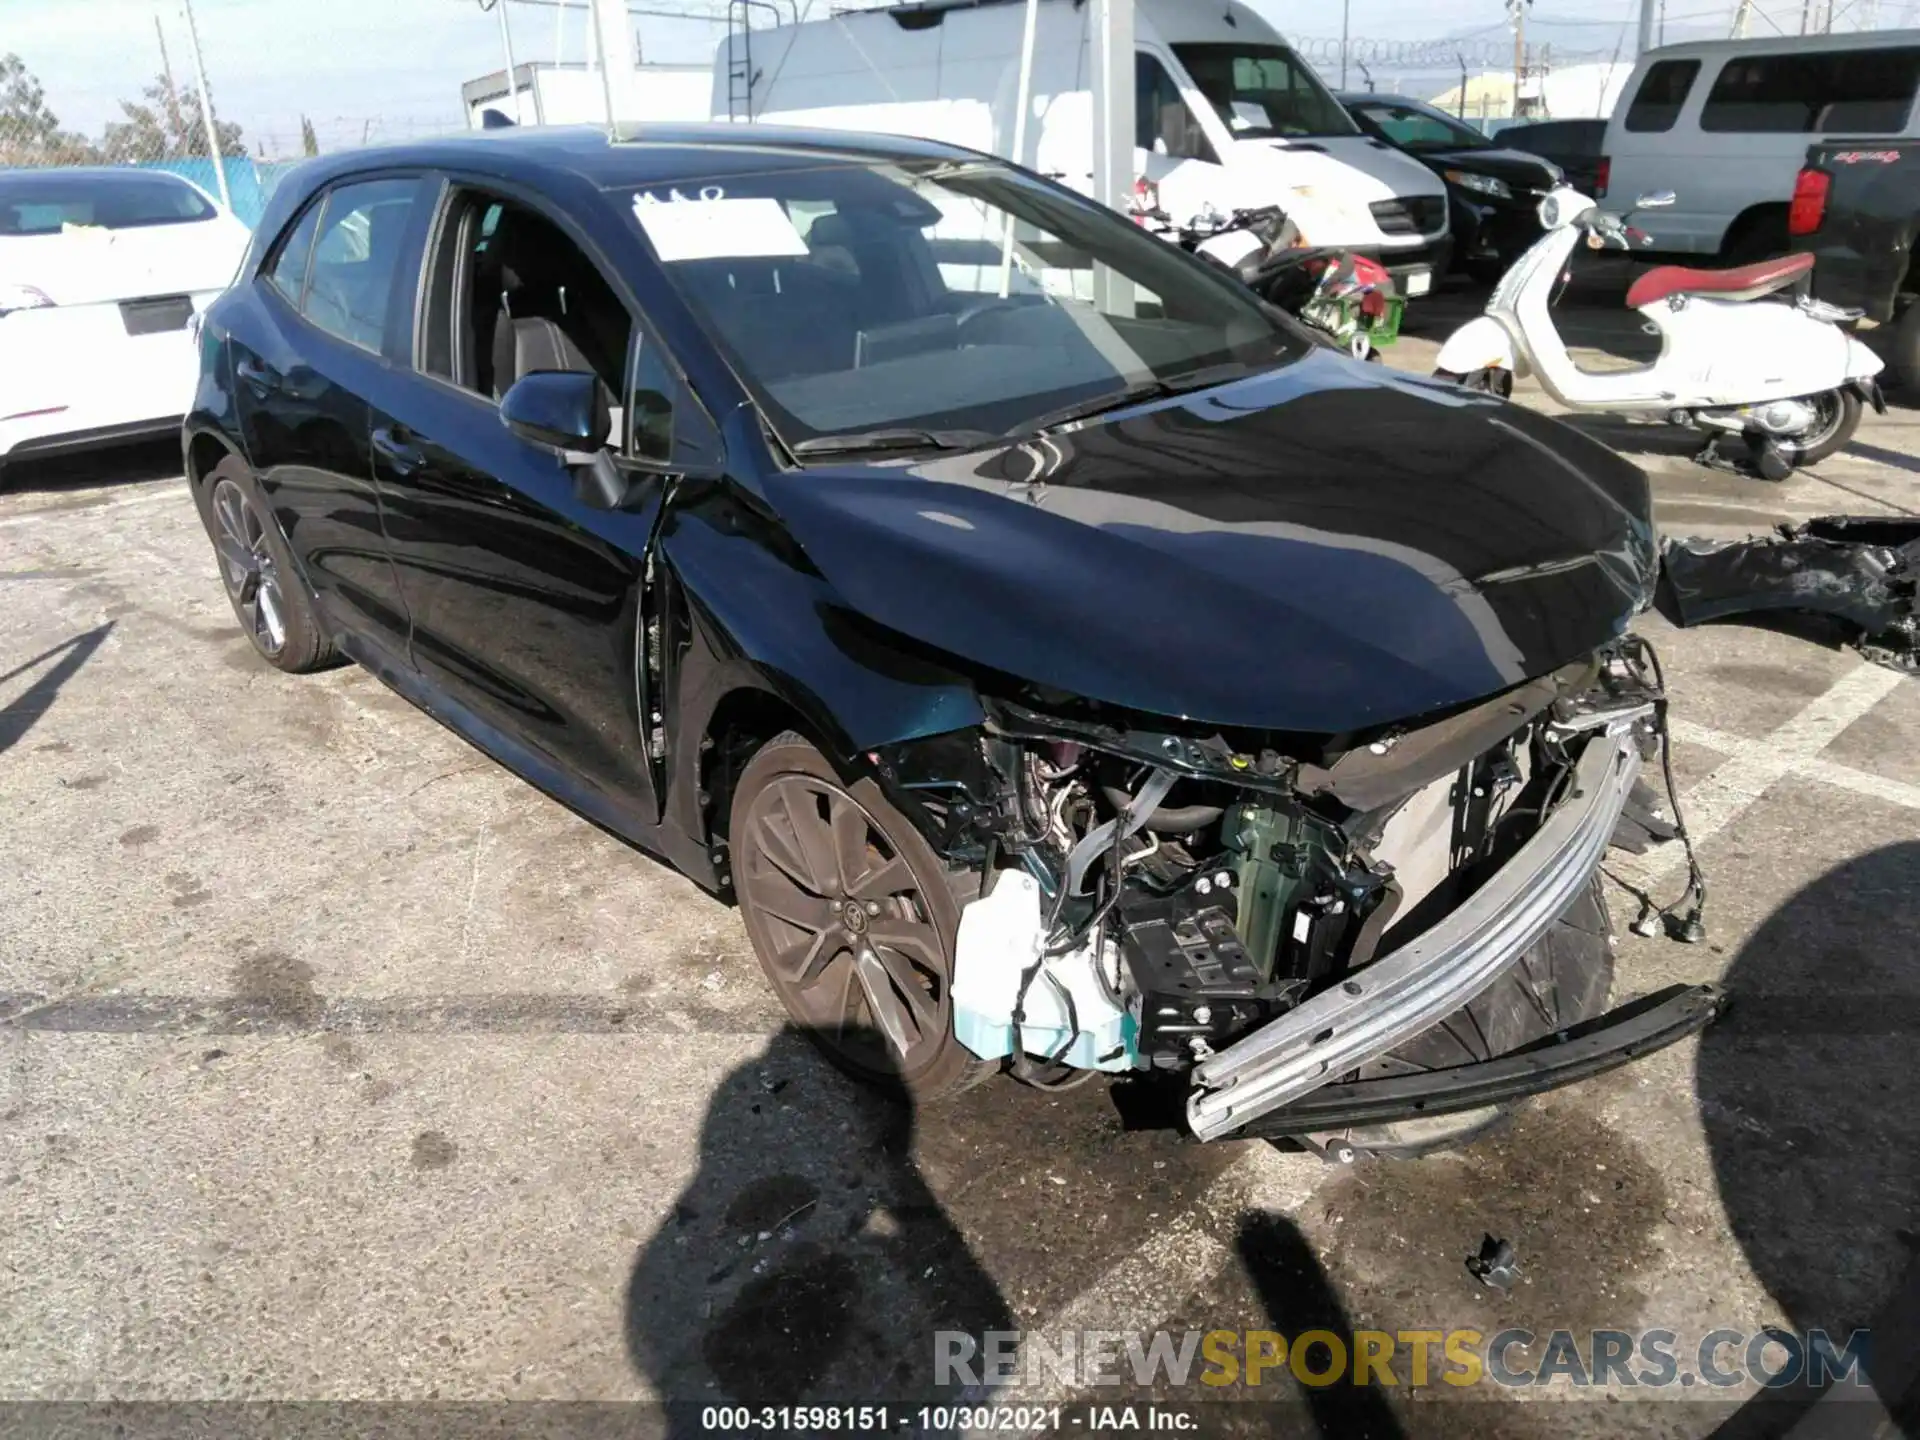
[1623,663,1909,885]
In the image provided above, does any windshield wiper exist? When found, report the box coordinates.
[791,427,996,458]
[1014,362,1262,437]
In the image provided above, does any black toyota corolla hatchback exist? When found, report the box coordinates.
[186,123,1716,1153]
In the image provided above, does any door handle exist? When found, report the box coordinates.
[370,424,427,476]
[235,357,278,395]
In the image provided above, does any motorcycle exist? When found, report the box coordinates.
[1434,187,1884,479]
[1129,182,1404,361]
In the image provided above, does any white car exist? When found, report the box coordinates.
[1,168,252,470]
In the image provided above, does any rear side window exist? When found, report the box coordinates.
[265,204,321,306]
[1701,47,1920,133]
[302,178,425,352]
[1624,60,1700,132]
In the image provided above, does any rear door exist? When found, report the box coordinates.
[230,176,430,658]
[368,182,697,822]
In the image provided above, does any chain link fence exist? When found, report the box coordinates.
[0,40,467,230]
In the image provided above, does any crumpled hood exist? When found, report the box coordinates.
[762,349,1656,734]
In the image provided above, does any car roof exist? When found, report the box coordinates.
[291,122,985,194]
[1335,92,1448,113]
[1636,26,1920,59]
[0,166,204,190]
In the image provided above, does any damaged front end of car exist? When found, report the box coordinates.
[870,639,1723,1145]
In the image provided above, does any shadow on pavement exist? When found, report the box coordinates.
[1699,840,1920,1434]
[0,621,115,757]
[623,1027,1013,1432]
[0,437,182,494]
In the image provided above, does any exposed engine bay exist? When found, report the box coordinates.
[876,637,1693,1142]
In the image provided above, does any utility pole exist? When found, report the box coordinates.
[1089,0,1135,312]
[153,16,189,146]
[178,0,231,209]
[586,0,638,126]
[492,0,544,125]
[1731,0,1753,36]
[1510,0,1529,118]
[1340,0,1351,88]
[1637,0,1657,54]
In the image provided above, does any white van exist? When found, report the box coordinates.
[1602,31,1920,258]
[713,0,1452,295]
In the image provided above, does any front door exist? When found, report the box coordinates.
[370,188,667,823]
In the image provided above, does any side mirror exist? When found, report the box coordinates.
[1635,190,1677,209]
[500,370,608,452]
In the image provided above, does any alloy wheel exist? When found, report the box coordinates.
[737,774,951,1079]
[210,477,288,657]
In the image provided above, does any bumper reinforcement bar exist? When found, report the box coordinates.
[1225,982,1726,1139]
[1188,731,1642,1141]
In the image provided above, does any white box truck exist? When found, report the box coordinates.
[712,0,1453,295]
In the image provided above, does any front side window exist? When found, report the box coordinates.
[1700,47,1920,133]
[0,171,214,236]
[420,188,640,448]
[1171,42,1359,139]
[631,159,1304,449]
[302,178,424,352]
[1136,54,1217,161]
[1352,99,1488,151]
[1625,59,1700,132]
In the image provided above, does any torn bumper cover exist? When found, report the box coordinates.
[1187,730,1641,1142]
[1229,982,1725,1137]
[1662,516,1920,671]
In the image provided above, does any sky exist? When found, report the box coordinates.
[3,0,1885,156]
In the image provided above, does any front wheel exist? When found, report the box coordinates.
[729,732,995,1102]
[1780,388,1863,467]
[1433,365,1514,398]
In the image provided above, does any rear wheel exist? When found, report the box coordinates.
[1889,301,1920,392]
[194,456,338,674]
[1781,388,1862,467]
[730,732,994,1102]
[1334,875,1616,1159]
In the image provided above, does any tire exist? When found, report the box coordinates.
[1436,365,1514,398]
[194,455,339,674]
[1466,256,1507,287]
[1721,210,1790,266]
[1781,388,1862,467]
[1889,302,1920,392]
[1338,875,1616,1159]
[729,731,995,1103]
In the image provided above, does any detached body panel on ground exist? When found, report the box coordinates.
[181,123,1700,1146]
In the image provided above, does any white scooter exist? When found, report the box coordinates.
[1434,188,1884,478]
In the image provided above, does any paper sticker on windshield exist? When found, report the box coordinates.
[631,194,808,263]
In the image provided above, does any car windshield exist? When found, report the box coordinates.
[1351,98,1491,151]
[630,158,1306,449]
[1171,42,1359,139]
[0,171,216,236]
